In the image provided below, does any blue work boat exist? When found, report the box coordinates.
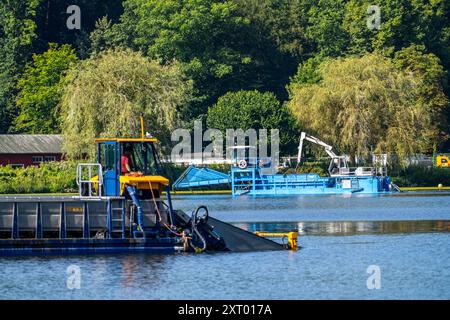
[0,117,287,255]
[173,132,400,196]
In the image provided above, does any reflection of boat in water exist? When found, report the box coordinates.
[174,132,400,196]
[0,117,287,255]
[243,220,450,236]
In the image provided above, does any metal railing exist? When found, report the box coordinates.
[76,163,103,198]
[232,157,273,168]
[330,167,377,177]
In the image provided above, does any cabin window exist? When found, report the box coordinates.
[99,144,116,171]
[44,156,56,162]
[32,156,43,163]
[122,142,159,175]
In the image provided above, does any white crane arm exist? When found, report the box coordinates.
[297,132,338,163]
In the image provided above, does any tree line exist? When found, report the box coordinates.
[1,0,449,161]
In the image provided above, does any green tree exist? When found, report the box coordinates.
[392,45,450,148]
[14,43,77,133]
[0,0,41,133]
[116,0,252,117]
[288,53,449,163]
[230,0,308,102]
[342,1,450,78]
[33,0,124,56]
[393,45,448,95]
[206,90,299,155]
[232,0,309,64]
[60,49,192,159]
[306,0,349,58]
[288,56,324,89]
[89,16,120,54]
[112,0,295,118]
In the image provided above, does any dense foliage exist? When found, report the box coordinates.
[288,53,448,162]
[0,0,41,133]
[391,165,450,188]
[207,90,299,154]
[0,161,77,194]
[104,0,297,119]
[60,49,192,159]
[14,43,77,133]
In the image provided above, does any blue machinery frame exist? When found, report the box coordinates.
[0,197,182,255]
[173,164,393,195]
[98,141,121,197]
[0,139,183,255]
[230,167,392,195]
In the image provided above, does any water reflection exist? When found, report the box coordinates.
[120,254,168,288]
[240,220,450,236]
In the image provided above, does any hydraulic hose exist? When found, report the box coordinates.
[147,181,207,252]
[147,181,185,237]
[190,206,208,253]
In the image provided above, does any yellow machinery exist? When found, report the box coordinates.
[435,154,450,168]
[254,231,298,250]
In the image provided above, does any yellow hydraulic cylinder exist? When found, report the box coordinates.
[254,231,298,250]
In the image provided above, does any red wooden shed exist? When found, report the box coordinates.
[0,135,63,168]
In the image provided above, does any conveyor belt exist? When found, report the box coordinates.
[173,165,230,189]
[207,217,284,252]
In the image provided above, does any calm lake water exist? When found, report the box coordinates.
[1,192,450,299]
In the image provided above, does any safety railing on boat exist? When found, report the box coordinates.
[76,163,103,198]
[232,173,330,193]
[331,167,376,177]
[231,171,383,194]
[232,157,273,169]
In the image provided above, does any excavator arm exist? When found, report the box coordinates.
[297,132,338,163]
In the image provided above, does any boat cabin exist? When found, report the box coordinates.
[79,138,169,199]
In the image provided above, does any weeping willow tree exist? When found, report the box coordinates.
[288,53,448,164]
[60,49,192,159]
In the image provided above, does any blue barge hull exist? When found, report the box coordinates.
[0,196,186,256]
[0,196,284,255]
[0,238,182,256]
[231,170,392,195]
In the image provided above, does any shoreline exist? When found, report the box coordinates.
[2,187,450,196]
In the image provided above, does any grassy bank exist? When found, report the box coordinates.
[390,165,450,188]
[399,186,450,191]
